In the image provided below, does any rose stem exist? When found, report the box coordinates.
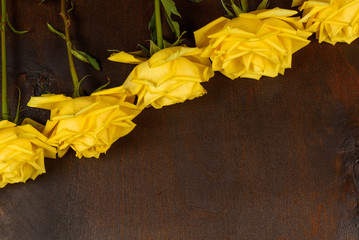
[1,0,8,120]
[60,0,80,98]
[154,0,163,49]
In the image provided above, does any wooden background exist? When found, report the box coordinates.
[1,0,359,239]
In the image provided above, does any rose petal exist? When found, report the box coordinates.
[0,120,56,188]
[28,89,142,159]
[108,51,147,64]
[122,46,214,109]
[295,0,359,44]
[195,8,311,80]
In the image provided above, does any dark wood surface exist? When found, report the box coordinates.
[1,0,359,239]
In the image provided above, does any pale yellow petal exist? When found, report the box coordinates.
[148,46,201,67]
[21,118,45,133]
[108,51,147,64]
[122,46,213,109]
[27,88,142,159]
[254,8,298,18]
[27,94,71,110]
[0,122,55,188]
[91,86,126,96]
[296,0,359,44]
[0,120,16,129]
[194,17,230,48]
[194,7,311,80]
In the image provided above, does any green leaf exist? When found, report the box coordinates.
[138,44,151,58]
[160,0,181,17]
[107,49,120,53]
[171,31,186,47]
[68,1,74,14]
[257,0,270,10]
[161,0,181,37]
[47,22,65,40]
[240,0,249,12]
[77,75,91,96]
[150,40,161,56]
[78,75,90,87]
[148,13,157,43]
[163,39,173,49]
[39,0,46,5]
[163,11,180,37]
[220,0,235,18]
[71,48,88,62]
[126,50,148,60]
[47,23,100,71]
[73,49,101,71]
[93,78,111,93]
[230,0,243,16]
[6,15,29,34]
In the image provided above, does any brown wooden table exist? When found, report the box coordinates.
[1,0,359,239]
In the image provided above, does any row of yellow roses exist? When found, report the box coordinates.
[1,0,358,188]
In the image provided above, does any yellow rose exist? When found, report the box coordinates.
[194,8,312,80]
[109,46,214,109]
[0,120,56,188]
[27,86,141,159]
[293,0,359,44]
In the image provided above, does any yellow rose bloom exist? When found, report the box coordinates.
[0,120,56,188]
[109,46,214,109]
[293,0,359,44]
[194,8,312,80]
[27,86,141,159]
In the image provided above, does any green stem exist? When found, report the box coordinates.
[154,0,163,49]
[1,0,7,120]
[60,0,80,98]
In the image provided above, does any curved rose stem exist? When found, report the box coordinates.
[1,0,8,120]
[60,0,80,98]
[155,0,163,49]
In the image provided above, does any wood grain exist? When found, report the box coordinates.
[1,0,359,239]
